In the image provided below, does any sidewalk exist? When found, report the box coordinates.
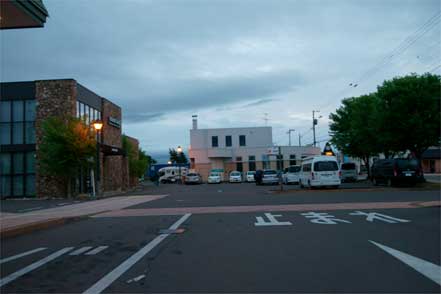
[0,194,167,238]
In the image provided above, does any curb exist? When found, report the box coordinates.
[0,216,88,239]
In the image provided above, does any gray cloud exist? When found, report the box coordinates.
[1,0,439,152]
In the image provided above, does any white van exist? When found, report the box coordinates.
[299,156,341,189]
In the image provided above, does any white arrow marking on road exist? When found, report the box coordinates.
[83,213,192,294]
[0,248,47,265]
[85,246,109,255]
[369,240,441,285]
[0,247,74,287]
[69,246,93,256]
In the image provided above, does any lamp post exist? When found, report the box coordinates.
[93,120,103,197]
[177,145,183,184]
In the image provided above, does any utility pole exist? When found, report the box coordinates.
[312,110,321,147]
[298,133,302,146]
[287,129,295,146]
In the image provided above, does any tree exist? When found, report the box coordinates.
[39,116,96,197]
[169,148,188,164]
[329,94,381,177]
[376,73,441,159]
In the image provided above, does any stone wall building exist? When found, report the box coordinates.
[0,79,139,198]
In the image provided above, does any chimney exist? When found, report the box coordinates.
[192,115,198,130]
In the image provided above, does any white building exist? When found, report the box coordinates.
[188,116,321,180]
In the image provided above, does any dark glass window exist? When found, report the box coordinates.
[226,135,232,147]
[25,122,36,144]
[26,175,36,196]
[12,123,24,144]
[212,136,218,147]
[1,176,11,197]
[313,161,338,171]
[249,155,255,161]
[25,100,36,121]
[249,161,256,171]
[12,101,23,122]
[239,135,246,146]
[26,152,36,173]
[13,175,24,196]
[0,123,11,145]
[289,154,296,166]
[1,101,11,122]
[236,156,242,162]
[13,153,24,174]
[1,153,11,174]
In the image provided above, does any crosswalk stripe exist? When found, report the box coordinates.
[69,246,93,256]
[0,248,47,265]
[0,247,74,287]
[84,246,108,255]
[370,240,441,285]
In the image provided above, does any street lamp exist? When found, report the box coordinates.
[92,120,103,198]
[177,146,183,184]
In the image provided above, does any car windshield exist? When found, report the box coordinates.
[314,161,338,171]
[247,171,255,175]
[187,173,197,177]
[341,163,356,170]
[396,159,419,169]
[231,172,240,176]
[264,170,277,175]
[288,166,301,173]
[209,173,219,177]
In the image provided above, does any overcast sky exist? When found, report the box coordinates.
[2,0,440,158]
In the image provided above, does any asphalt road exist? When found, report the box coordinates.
[1,183,440,293]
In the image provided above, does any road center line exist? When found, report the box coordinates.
[83,213,192,294]
[369,240,441,285]
[0,247,74,287]
[0,247,47,265]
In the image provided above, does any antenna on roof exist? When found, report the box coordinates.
[263,113,270,126]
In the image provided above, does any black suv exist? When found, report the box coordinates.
[371,158,423,186]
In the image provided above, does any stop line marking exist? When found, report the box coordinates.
[370,240,441,286]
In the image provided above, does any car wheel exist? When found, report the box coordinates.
[300,180,304,188]
[372,177,378,186]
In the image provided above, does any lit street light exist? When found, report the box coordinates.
[177,145,182,184]
[92,120,103,198]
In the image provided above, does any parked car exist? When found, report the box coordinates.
[207,172,221,184]
[282,165,301,184]
[340,162,358,182]
[246,171,256,182]
[229,171,242,183]
[300,156,341,189]
[371,158,422,186]
[262,169,279,185]
[184,173,202,184]
[254,169,263,185]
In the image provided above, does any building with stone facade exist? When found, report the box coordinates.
[0,79,139,198]
[188,116,321,180]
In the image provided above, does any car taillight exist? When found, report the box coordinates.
[311,172,315,180]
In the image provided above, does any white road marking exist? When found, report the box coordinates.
[0,247,74,287]
[350,211,410,223]
[255,213,292,226]
[18,207,43,213]
[85,246,109,255]
[126,274,146,284]
[0,248,47,265]
[369,240,441,285]
[69,246,93,256]
[83,213,192,294]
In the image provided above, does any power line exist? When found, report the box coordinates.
[318,12,441,113]
[429,64,441,73]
